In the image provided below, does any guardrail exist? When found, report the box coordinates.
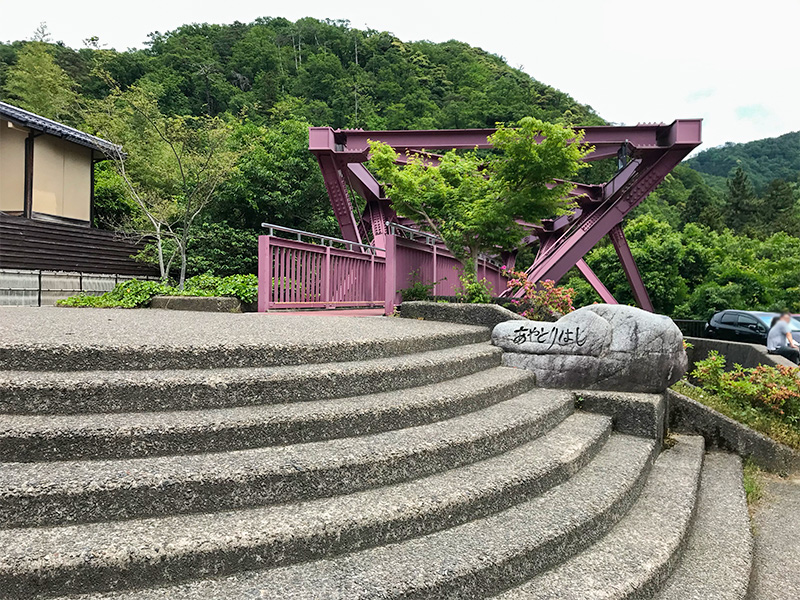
[672,319,706,338]
[257,222,508,314]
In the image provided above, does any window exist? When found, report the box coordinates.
[720,312,738,325]
[738,315,761,329]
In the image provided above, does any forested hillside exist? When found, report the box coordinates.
[1,18,798,317]
[686,131,800,192]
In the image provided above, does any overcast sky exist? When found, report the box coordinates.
[3,0,798,151]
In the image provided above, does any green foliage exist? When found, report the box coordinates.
[563,215,800,319]
[672,379,800,451]
[686,131,800,192]
[2,42,78,122]
[369,117,590,278]
[456,274,494,304]
[399,270,437,302]
[692,351,800,424]
[184,223,259,276]
[56,274,258,308]
[181,273,259,303]
[57,279,171,308]
[742,459,764,506]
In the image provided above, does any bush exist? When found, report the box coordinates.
[399,270,438,302]
[692,351,800,424]
[56,274,258,308]
[457,274,494,304]
[503,269,575,321]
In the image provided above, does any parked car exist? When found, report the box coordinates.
[705,310,800,345]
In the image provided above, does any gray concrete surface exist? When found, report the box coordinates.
[64,435,656,600]
[0,343,502,414]
[655,452,752,600]
[0,367,535,461]
[398,300,526,328]
[0,413,610,597]
[686,336,796,370]
[0,391,574,528]
[149,295,243,312]
[667,388,800,474]
[749,473,800,600]
[497,435,704,600]
[0,307,490,370]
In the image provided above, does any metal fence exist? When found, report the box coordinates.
[257,225,385,311]
[672,319,707,338]
[0,269,157,306]
[257,223,508,314]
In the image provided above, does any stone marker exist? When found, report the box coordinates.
[492,304,687,393]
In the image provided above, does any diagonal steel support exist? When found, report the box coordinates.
[608,224,654,311]
[309,120,701,306]
[576,259,617,304]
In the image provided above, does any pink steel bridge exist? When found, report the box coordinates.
[306,120,702,312]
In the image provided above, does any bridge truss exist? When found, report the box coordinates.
[309,120,701,310]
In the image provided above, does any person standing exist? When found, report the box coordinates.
[767,312,800,365]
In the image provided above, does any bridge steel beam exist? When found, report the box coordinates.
[309,119,701,307]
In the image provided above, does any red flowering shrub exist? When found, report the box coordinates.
[503,268,575,321]
[692,351,800,424]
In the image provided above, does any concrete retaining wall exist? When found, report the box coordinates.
[667,388,800,473]
[685,336,796,369]
[0,269,157,307]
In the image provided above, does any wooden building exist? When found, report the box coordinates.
[0,101,156,305]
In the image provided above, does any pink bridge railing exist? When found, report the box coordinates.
[257,223,507,314]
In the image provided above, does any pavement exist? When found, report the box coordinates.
[0,306,454,349]
[749,473,800,599]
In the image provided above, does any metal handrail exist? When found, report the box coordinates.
[385,221,440,245]
[261,222,383,254]
[385,221,504,269]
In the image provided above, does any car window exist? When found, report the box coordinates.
[791,318,800,331]
[720,313,738,325]
[738,315,761,329]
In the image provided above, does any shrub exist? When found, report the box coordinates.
[503,268,575,321]
[56,274,258,308]
[399,270,438,302]
[692,351,800,424]
[457,274,493,304]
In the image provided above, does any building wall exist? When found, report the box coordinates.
[0,119,27,213]
[32,135,92,222]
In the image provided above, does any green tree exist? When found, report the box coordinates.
[681,185,725,230]
[2,42,78,121]
[762,179,799,236]
[86,82,242,286]
[369,117,591,281]
[725,167,762,234]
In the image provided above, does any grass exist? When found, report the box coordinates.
[742,458,765,507]
[672,380,800,451]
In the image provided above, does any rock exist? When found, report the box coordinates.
[492,304,687,393]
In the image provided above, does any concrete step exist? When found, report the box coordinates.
[493,434,705,600]
[0,343,502,415]
[0,309,491,371]
[65,433,657,600]
[0,390,573,528]
[0,413,612,598]
[654,452,753,600]
[0,367,536,461]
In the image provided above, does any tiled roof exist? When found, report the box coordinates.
[0,101,121,156]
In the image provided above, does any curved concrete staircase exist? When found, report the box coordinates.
[0,318,753,599]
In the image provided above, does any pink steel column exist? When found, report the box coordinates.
[323,245,332,309]
[575,259,617,304]
[257,235,271,312]
[384,234,397,315]
[608,225,654,312]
